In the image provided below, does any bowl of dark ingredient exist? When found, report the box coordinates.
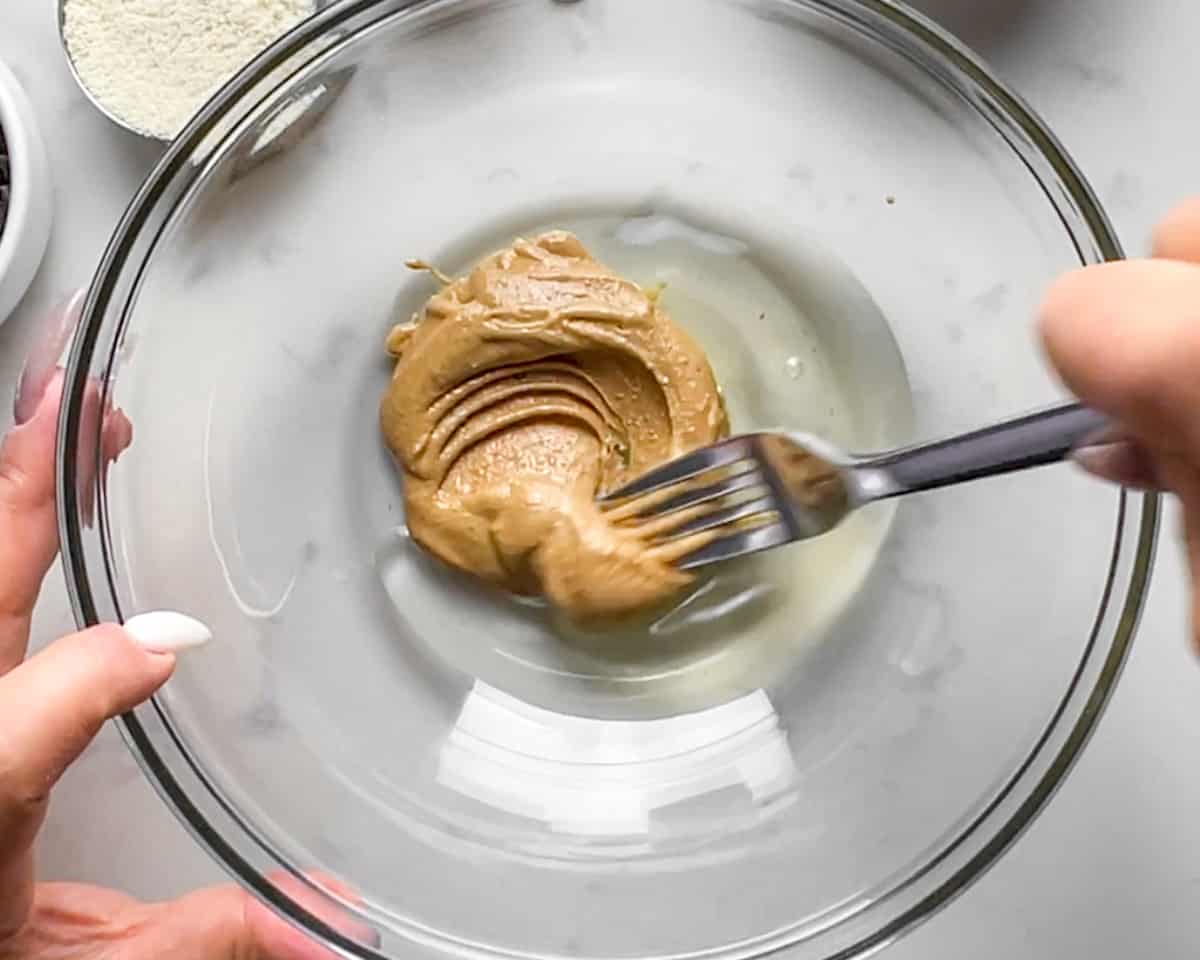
[0,57,52,325]
[58,3,1155,960]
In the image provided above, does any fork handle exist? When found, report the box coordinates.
[860,402,1109,500]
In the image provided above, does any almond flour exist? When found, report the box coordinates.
[62,0,313,139]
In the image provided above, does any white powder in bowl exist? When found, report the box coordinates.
[62,0,314,140]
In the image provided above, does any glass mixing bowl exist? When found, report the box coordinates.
[59,1,1157,958]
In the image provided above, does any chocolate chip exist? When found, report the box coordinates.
[0,124,9,238]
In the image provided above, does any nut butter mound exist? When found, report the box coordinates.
[380,232,728,624]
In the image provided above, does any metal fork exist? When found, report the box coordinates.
[598,403,1108,571]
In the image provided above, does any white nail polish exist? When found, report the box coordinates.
[124,611,213,653]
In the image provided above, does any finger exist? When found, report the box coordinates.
[1072,434,1162,489]
[1039,258,1200,453]
[1152,196,1200,263]
[1040,256,1200,656]
[0,371,65,673]
[1180,485,1200,657]
[1146,450,1200,657]
[9,872,376,958]
[253,871,380,954]
[71,375,134,530]
[145,885,336,960]
[0,626,175,862]
[12,288,83,426]
[102,404,134,464]
[82,399,134,529]
[1134,199,1200,652]
[4,881,142,948]
[134,873,376,960]
[0,373,135,675]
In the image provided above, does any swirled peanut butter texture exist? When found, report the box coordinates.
[380,232,729,623]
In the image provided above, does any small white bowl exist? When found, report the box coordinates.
[0,57,53,326]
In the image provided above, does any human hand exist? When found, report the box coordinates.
[0,309,362,957]
[1040,197,1200,653]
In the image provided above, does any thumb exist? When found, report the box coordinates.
[1040,246,1200,654]
[1039,257,1200,454]
[0,626,175,858]
[0,370,64,672]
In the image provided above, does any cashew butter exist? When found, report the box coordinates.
[380,232,728,623]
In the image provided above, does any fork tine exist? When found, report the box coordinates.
[654,496,777,542]
[643,466,764,518]
[598,437,756,503]
[676,521,793,571]
[604,463,763,524]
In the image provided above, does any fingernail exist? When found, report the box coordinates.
[13,288,85,425]
[1072,437,1161,489]
[123,611,213,653]
[13,367,67,429]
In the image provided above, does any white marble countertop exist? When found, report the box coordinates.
[3,0,1200,956]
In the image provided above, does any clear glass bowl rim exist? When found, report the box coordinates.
[56,1,1159,958]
